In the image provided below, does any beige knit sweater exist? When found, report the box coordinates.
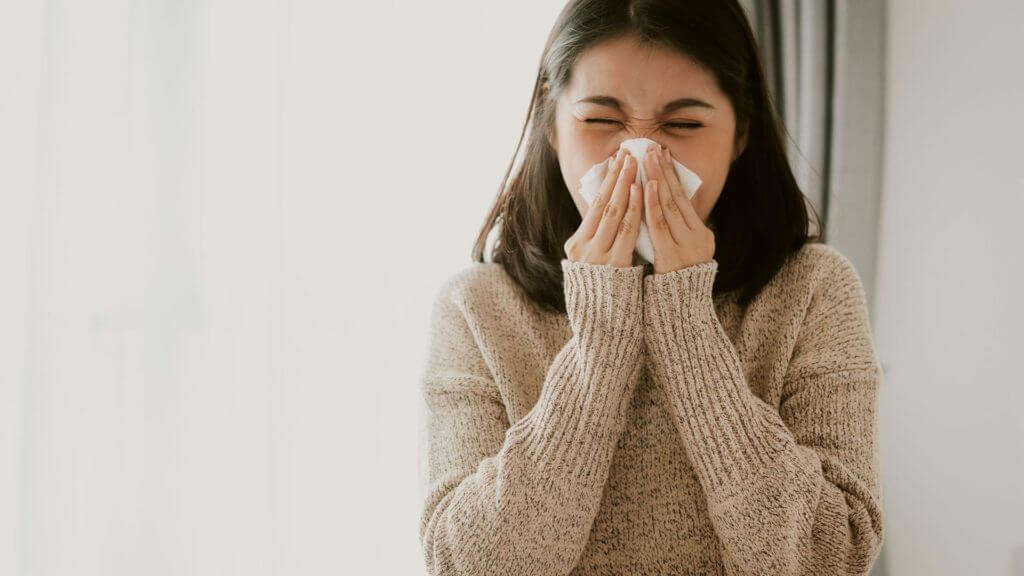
[418,242,884,575]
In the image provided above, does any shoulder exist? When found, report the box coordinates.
[786,241,857,276]
[427,261,560,380]
[433,261,514,308]
[772,242,880,380]
[773,242,867,302]
[430,261,531,325]
[423,262,512,372]
[745,242,873,345]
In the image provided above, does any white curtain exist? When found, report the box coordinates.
[1,1,553,574]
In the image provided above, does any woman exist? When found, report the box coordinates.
[419,1,884,574]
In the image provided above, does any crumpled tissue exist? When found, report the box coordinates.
[578,137,702,264]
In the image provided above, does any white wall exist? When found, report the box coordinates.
[875,1,1024,574]
[0,1,566,575]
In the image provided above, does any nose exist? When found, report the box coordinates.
[617,134,663,153]
[624,122,660,140]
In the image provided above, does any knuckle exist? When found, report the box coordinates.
[564,236,578,257]
[618,218,633,236]
[602,201,620,219]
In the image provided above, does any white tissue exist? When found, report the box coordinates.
[578,137,702,264]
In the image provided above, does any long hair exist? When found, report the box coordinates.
[472,0,825,314]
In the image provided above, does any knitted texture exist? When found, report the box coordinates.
[418,242,884,575]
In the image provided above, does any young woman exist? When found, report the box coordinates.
[419,1,884,574]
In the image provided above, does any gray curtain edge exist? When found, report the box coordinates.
[741,1,889,574]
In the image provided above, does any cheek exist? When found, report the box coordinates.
[669,131,732,173]
[668,145,731,220]
[558,134,614,191]
[691,165,727,220]
[569,130,613,165]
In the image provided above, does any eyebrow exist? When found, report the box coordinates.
[576,95,715,113]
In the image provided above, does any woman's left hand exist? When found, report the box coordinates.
[643,143,716,275]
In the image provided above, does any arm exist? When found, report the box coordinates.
[418,258,646,576]
[641,255,884,576]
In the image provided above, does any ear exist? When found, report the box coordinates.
[732,124,749,162]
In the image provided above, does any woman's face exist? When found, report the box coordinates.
[549,35,746,225]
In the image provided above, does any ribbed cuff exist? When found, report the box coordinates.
[510,350,645,486]
[642,259,719,325]
[561,258,645,339]
[642,259,791,493]
[500,259,647,485]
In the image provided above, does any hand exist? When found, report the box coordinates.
[564,148,644,269]
[642,143,716,274]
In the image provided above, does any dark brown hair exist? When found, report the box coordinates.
[471,0,824,314]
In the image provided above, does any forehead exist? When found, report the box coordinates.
[567,35,724,110]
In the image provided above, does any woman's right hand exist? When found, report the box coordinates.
[563,148,643,269]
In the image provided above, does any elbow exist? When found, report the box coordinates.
[840,495,885,576]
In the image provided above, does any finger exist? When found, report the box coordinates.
[644,179,674,258]
[660,147,701,230]
[592,151,638,253]
[610,181,643,263]
[578,149,625,240]
[644,144,687,242]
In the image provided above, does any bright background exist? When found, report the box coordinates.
[1,1,1021,575]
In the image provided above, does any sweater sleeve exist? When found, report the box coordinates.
[641,256,884,576]
[418,258,646,576]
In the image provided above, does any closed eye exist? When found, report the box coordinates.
[666,122,703,129]
[584,119,703,129]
